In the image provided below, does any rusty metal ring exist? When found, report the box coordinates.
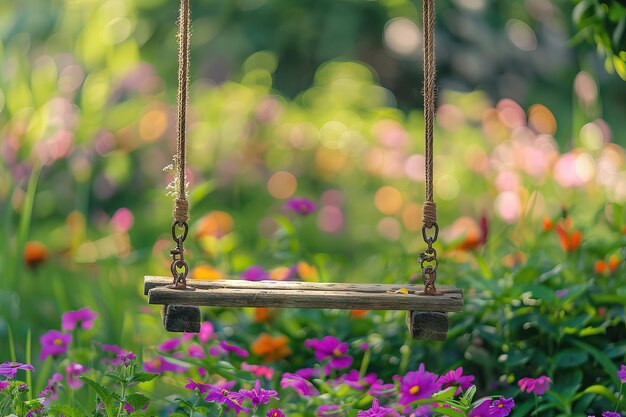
[171,220,189,242]
[420,257,439,272]
[422,222,439,244]
[171,260,189,279]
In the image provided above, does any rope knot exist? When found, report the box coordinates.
[173,198,189,223]
[422,201,437,227]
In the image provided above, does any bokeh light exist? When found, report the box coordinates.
[267,171,297,199]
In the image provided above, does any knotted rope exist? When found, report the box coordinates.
[422,0,437,228]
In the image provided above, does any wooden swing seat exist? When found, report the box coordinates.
[144,276,463,340]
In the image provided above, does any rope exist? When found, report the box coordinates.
[173,0,191,223]
[422,0,437,228]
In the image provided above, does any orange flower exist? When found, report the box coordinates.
[251,333,292,362]
[594,260,607,275]
[351,309,368,318]
[254,307,272,323]
[191,265,223,280]
[195,211,233,239]
[270,267,291,281]
[24,241,48,267]
[541,217,553,232]
[608,255,620,273]
[503,251,527,269]
[554,220,582,253]
[296,262,318,281]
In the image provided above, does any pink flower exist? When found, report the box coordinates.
[39,330,71,361]
[219,341,249,357]
[518,375,551,395]
[199,322,214,342]
[143,356,188,373]
[438,367,475,394]
[242,362,274,380]
[205,384,248,415]
[469,399,491,417]
[0,381,9,391]
[66,363,87,389]
[398,363,441,405]
[158,338,180,351]
[188,345,205,358]
[0,362,35,379]
[241,265,270,281]
[62,307,97,331]
[317,405,342,417]
[356,398,398,417]
[39,373,63,404]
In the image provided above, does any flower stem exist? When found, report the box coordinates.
[534,394,538,416]
[615,382,623,412]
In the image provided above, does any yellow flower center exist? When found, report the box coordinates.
[409,385,420,395]
[53,338,64,346]
[498,404,504,409]
[153,359,161,368]
[333,348,342,356]
[273,413,278,417]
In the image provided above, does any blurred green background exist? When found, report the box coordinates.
[1,0,625,363]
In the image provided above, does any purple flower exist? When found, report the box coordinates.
[205,384,248,415]
[602,413,620,417]
[143,356,188,373]
[305,336,353,369]
[39,330,71,361]
[267,409,285,417]
[332,370,381,390]
[356,398,398,417]
[185,378,212,393]
[489,397,515,417]
[238,379,279,406]
[518,375,551,395]
[285,197,317,216]
[39,373,63,404]
[158,338,181,351]
[198,322,214,342]
[281,372,320,397]
[295,367,321,379]
[188,344,205,358]
[398,363,441,405]
[0,362,35,379]
[119,352,136,366]
[62,307,97,331]
[618,365,626,383]
[66,363,87,389]
[123,402,149,413]
[438,367,475,394]
[369,382,396,397]
[241,265,270,281]
[219,340,249,357]
[317,405,342,417]
[100,344,126,366]
[468,399,491,417]
[0,380,9,391]
[555,289,569,298]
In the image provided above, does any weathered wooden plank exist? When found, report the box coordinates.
[162,305,201,333]
[144,276,462,296]
[147,286,463,312]
[406,311,449,341]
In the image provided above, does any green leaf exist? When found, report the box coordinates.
[432,386,457,400]
[104,371,124,383]
[579,326,606,337]
[614,55,626,80]
[463,386,477,405]
[574,384,618,403]
[434,406,465,417]
[130,372,159,383]
[79,376,117,417]
[48,404,88,417]
[554,349,588,368]
[570,340,620,386]
[126,393,150,411]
